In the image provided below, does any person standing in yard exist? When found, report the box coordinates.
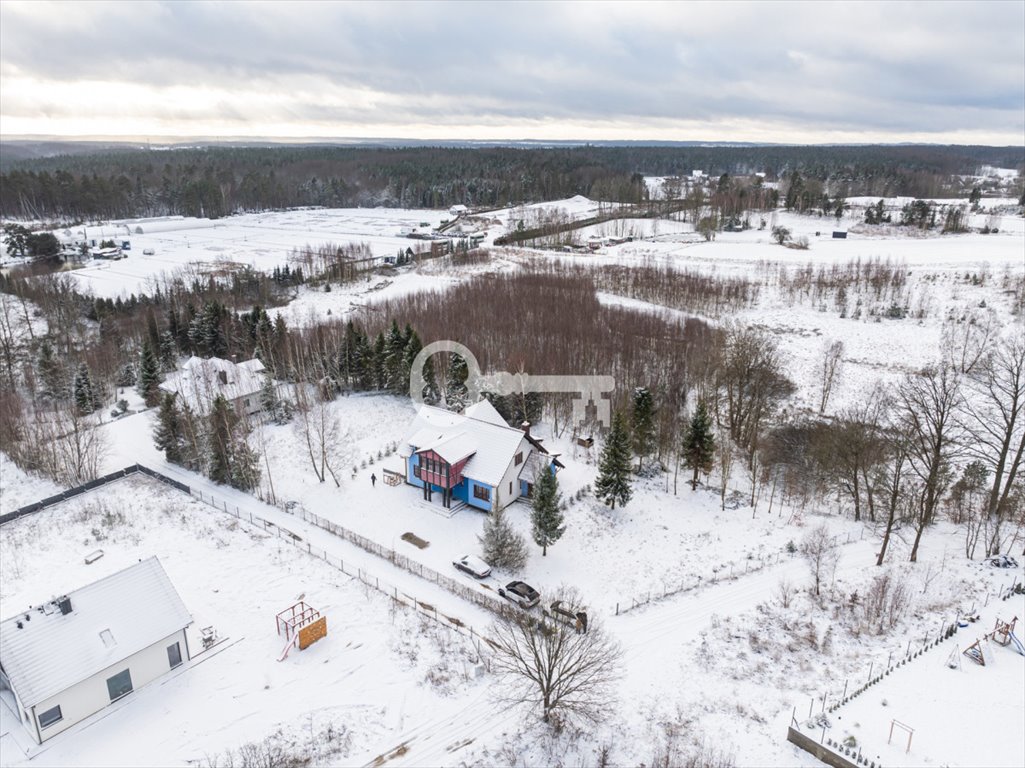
[371,473,377,488]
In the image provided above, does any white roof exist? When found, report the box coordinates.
[419,432,478,464]
[463,399,507,426]
[404,404,529,486]
[159,356,266,413]
[0,557,192,708]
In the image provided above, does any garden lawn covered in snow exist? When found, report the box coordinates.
[0,474,489,767]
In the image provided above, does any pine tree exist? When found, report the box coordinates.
[73,362,98,414]
[372,332,387,390]
[595,411,633,510]
[478,507,528,570]
[402,329,423,399]
[682,399,716,491]
[159,330,177,371]
[259,374,278,414]
[207,395,235,485]
[384,320,406,393]
[153,392,185,464]
[447,353,469,410]
[421,354,441,405]
[37,339,65,401]
[530,465,566,556]
[631,387,656,471]
[138,340,162,407]
[230,440,261,492]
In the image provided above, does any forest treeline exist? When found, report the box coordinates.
[2,143,1022,221]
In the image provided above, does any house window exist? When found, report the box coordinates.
[106,669,133,702]
[473,485,490,501]
[514,452,523,466]
[413,465,421,479]
[167,641,183,669]
[509,482,513,495]
[38,705,62,729]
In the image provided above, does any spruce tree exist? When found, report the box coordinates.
[153,392,185,464]
[682,399,716,491]
[207,395,235,485]
[402,329,423,398]
[372,332,387,390]
[37,339,65,401]
[73,362,98,414]
[478,507,528,570]
[384,320,406,393]
[138,340,162,407]
[530,465,566,556]
[259,374,278,414]
[631,387,656,471]
[446,353,469,410]
[595,410,633,510]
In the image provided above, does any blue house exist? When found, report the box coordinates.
[402,401,562,512]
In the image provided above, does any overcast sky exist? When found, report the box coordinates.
[1,0,1023,144]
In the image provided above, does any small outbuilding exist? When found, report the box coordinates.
[0,557,192,744]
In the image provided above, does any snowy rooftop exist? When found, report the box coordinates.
[404,403,529,486]
[0,557,192,708]
[159,356,266,413]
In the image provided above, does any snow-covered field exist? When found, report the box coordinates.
[0,474,489,767]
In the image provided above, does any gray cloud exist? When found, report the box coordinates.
[1,0,1022,142]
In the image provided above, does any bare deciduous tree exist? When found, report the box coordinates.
[942,308,998,376]
[716,322,794,465]
[800,523,838,597]
[489,595,622,726]
[819,339,845,414]
[961,330,1025,555]
[876,429,911,566]
[897,362,963,561]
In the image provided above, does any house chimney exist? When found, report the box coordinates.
[521,421,531,437]
[218,370,228,386]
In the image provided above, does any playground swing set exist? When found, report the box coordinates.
[960,616,1023,667]
[276,600,328,661]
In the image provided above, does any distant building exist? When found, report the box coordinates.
[402,401,563,512]
[832,231,848,239]
[0,557,192,744]
[449,204,468,216]
[159,356,268,416]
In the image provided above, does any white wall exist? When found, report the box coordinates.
[496,435,534,510]
[28,628,188,743]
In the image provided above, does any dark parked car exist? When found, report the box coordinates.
[498,580,540,609]
[452,555,492,579]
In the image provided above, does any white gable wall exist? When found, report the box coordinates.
[495,435,534,509]
[26,628,188,743]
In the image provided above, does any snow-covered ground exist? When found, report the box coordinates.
[48,208,452,299]
[2,193,1024,766]
[0,474,490,767]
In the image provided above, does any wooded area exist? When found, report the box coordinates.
[2,143,1022,220]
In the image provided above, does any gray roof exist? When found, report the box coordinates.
[0,557,192,708]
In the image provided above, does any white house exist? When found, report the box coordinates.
[401,400,563,511]
[159,356,267,416]
[0,557,192,744]
[449,204,468,216]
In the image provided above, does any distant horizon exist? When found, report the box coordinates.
[3,134,1023,150]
